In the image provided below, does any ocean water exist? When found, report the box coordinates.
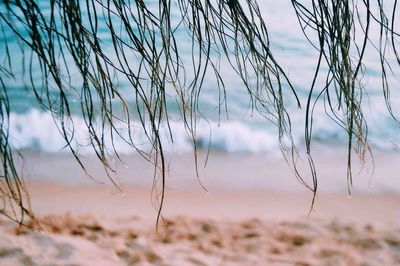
[1,0,400,155]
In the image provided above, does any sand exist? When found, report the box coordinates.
[1,212,399,266]
[0,151,399,265]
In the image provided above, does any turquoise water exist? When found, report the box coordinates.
[1,0,400,154]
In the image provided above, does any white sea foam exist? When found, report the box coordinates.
[7,108,400,155]
[7,110,283,155]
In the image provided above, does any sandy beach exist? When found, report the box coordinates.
[0,151,399,265]
[2,0,400,264]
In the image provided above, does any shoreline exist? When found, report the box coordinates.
[24,180,399,228]
[18,148,400,193]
